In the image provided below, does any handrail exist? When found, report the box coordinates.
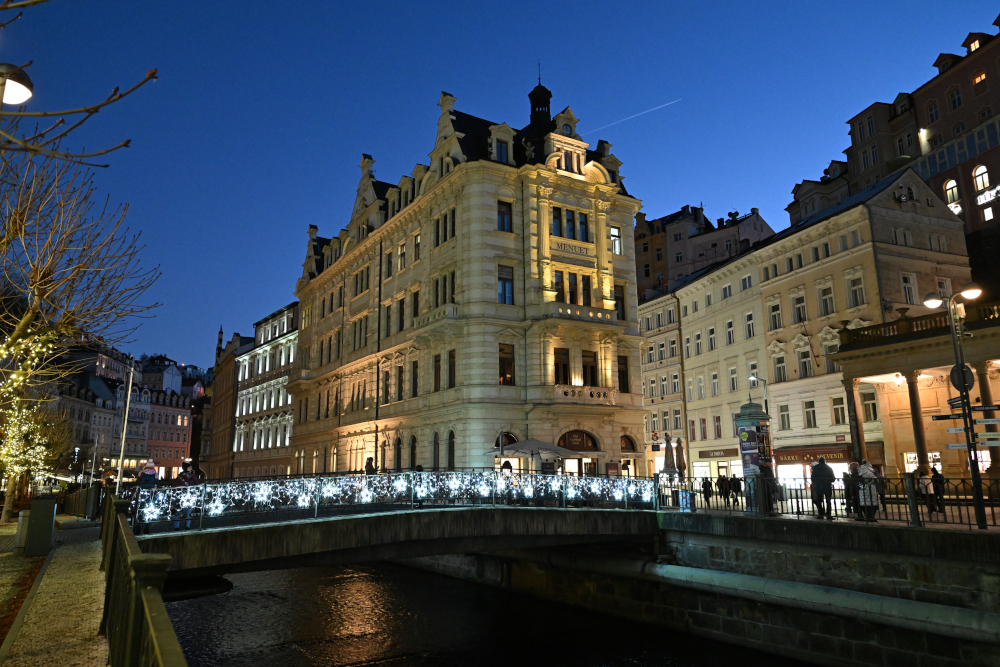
[839,299,1000,351]
[99,492,188,666]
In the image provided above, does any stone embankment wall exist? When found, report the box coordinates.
[404,512,1000,667]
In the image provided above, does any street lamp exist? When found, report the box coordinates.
[748,374,768,415]
[922,281,988,529]
[0,64,33,105]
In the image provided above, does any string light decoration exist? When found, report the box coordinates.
[0,399,63,480]
[129,471,657,527]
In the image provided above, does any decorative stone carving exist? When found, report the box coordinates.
[767,339,786,357]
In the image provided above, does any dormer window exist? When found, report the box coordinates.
[970,39,980,52]
[496,140,508,164]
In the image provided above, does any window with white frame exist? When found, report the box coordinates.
[686,379,693,401]
[660,375,668,395]
[893,228,913,247]
[819,286,835,316]
[824,343,840,374]
[668,339,677,358]
[671,373,679,394]
[748,362,758,386]
[769,303,783,330]
[651,412,659,432]
[773,356,787,383]
[610,227,622,254]
[744,312,755,338]
[741,275,752,291]
[851,230,861,247]
[798,350,813,378]
[936,277,952,296]
[722,285,732,299]
[658,342,665,360]
[648,379,656,397]
[695,333,702,355]
[862,391,879,422]
[901,273,918,305]
[793,295,807,323]
[646,346,654,364]
[779,405,790,430]
[848,277,866,308]
[728,367,738,392]
[673,409,682,430]
[804,401,817,428]
[708,327,716,351]
[697,377,705,399]
[832,397,846,425]
[929,234,946,252]
[684,337,691,358]
[725,320,735,345]
[711,373,719,396]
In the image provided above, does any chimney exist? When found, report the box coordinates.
[681,204,690,216]
[635,212,647,227]
[717,218,725,226]
[216,326,223,364]
[751,207,759,216]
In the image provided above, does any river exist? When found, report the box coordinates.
[168,563,812,666]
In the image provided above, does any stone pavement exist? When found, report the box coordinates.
[1,535,107,667]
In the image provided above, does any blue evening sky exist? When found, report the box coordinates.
[7,1,995,368]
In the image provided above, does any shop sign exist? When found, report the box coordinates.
[552,240,591,256]
[774,447,849,465]
[698,448,738,459]
[977,185,1000,206]
[835,435,846,442]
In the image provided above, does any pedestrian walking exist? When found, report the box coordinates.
[811,457,835,519]
[730,476,742,505]
[931,467,945,514]
[173,461,200,531]
[701,477,714,508]
[918,468,937,513]
[716,474,730,508]
[858,461,879,522]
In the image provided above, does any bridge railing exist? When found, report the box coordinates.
[99,493,188,666]
[126,470,658,532]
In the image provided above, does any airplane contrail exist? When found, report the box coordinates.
[584,99,682,135]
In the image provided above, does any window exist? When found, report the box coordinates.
[725,320,735,345]
[668,339,677,358]
[798,350,813,378]
[779,405,790,430]
[692,300,699,314]
[565,210,576,241]
[411,360,419,397]
[857,122,865,141]
[893,228,913,247]
[568,273,578,304]
[579,214,589,243]
[655,312,662,328]
[796,254,804,269]
[656,248,662,261]
[700,418,708,440]
[497,200,513,232]
[832,397,846,425]
[983,107,994,120]
[614,285,626,320]
[554,348,570,384]
[554,271,565,303]
[642,242,649,253]
[974,165,990,192]
[684,337,691,358]
[714,415,722,439]
[689,420,696,441]
[936,277,952,297]
[646,346,654,364]
[448,350,456,388]
[671,373,680,394]
[657,342,665,361]
[721,285,732,299]
[814,286,834,317]
[498,265,514,305]
[786,258,794,273]
[711,373,718,397]
[769,303,782,330]
[708,327,716,351]
[927,102,939,123]
[974,71,987,96]
[705,294,712,307]
[839,235,848,252]
[673,409,682,430]
[862,152,869,171]
[901,273,917,305]
[848,277,866,308]
[954,122,966,137]
[773,356,787,383]
[862,391,878,422]
[648,379,656,398]
[666,308,676,324]
[643,264,650,278]
[867,115,873,137]
[944,180,959,204]
[792,295,807,323]
[499,344,515,385]
[496,140,508,164]
[686,379,693,401]
[851,230,861,247]
[610,227,622,255]
[618,356,630,392]
[581,350,598,386]
[660,375,668,395]
[804,401,817,428]
[744,312,755,338]
[740,275,752,291]
[695,333,702,355]
[811,247,819,263]
[871,146,879,166]
[931,135,943,148]
[970,39,981,52]
[986,207,994,222]
[728,368,738,392]
[949,89,962,110]
[651,412,659,432]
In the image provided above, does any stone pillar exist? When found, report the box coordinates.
[537,185,552,294]
[902,370,929,473]
[974,360,1000,478]
[842,377,868,463]
[595,199,614,310]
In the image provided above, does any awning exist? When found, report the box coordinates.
[487,438,610,460]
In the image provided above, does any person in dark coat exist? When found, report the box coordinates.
[811,457,835,519]
[364,457,377,475]
[730,476,742,505]
[848,462,864,520]
[716,474,730,508]
[135,460,158,534]
[759,464,776,514]
[931,467,945,514]
[701,477,714,507]
[173,461,199,531]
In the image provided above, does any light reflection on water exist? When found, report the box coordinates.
[168,563,812,667]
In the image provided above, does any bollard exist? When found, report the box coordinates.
[903,472,922,528]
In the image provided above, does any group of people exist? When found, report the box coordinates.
[918,467,947,513]
[810,457,882,521]
[700,474,744,508]
[134,459,201,531]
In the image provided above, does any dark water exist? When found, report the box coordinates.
[168,564,813,667]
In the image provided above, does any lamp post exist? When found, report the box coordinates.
[749,375,769,415]
[0,63,33,106]
[923,282,988,530]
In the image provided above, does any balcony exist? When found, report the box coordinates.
[546,301,621,324]
[527,384,640,408]
[838,300,1000,351]
[415,302,459,328]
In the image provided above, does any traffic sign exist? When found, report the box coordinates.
[947,443,971,449]
[971,406,1000,411]
[975,419,1000,425]
[932,414,963,420]
[948,396,964,406]
[947,427,968,433]
[951,364,976,392]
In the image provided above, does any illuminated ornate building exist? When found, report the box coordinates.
[288,84,646,476]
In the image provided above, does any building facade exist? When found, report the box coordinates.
[288,85,646,477]
[145,389,192,479]
[233,303,298,478]
[638,294,683,476]
[203,329,254,479]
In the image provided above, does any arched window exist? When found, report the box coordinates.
[906,186,915,201]
[409,436,417,469]
[974,165,990,192]
[944,180,959,204]
[447,431,456,470]
[393,438,402,471]
[558,430,598,451]
[620,435,637,452]
[494,432,518,449]
[433,433,440,470]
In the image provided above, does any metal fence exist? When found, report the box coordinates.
[62,484,103,519]
[658,475,1000,529]
[99,494,188,666]
[126,470,658,533]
